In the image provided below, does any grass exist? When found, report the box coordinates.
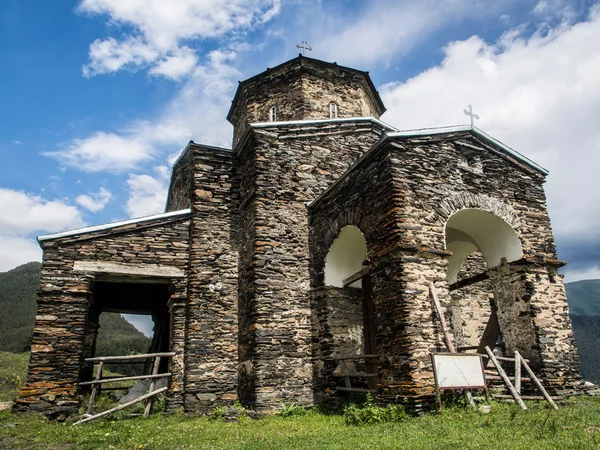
[0,352,28,403]
[0,398,599,449]
[1,351,600,449]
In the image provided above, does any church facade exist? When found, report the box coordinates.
[18,55,582,414]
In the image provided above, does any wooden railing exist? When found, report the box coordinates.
[75,352,175,425]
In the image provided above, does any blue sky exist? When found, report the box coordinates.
[1,0,600,291]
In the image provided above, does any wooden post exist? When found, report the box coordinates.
[429,282,455,353]
[514,352,522,394]
[86,361,103,415]
[485,346,527,410]
[144,356,161,418]
[515,351,558,410]
[74,387,168,425]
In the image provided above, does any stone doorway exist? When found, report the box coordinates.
[81,280,172,385]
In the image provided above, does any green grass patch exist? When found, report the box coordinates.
[0,352,29,402]
[1,397,600,449]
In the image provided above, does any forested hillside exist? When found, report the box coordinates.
[565,280,600,384]
[1,262,600,383]
[0,262,151,360]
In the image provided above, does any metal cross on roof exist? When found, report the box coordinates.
[296,41,312,56]
[463,105,480,128]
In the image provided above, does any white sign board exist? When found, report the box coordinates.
[432,353,486,389]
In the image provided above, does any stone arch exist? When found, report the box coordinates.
[324,225,368,287]
[428,192,522,231]
[445,208,523,283]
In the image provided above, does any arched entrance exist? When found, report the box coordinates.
[322,225,377,389]
[445,209,532,358]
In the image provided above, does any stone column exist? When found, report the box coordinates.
[166,294,186,411]
[17,276,93,412]
[488,261,582,391]
[79,308,101,390]
[371,247,451,410]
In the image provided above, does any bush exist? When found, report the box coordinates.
[280,403,306,417]
[343,394,409,426]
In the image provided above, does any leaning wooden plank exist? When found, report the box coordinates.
[79,373,171,386]
[144,357,161,419]
[515,351,558,410]
[485,346,527,411]
[85,352,175,362]
[331,354,378,361]
[429,282,456,353]
[492,394,563,401]
[74,387,168,425]
[342,268,370,287]
[476,310,500,356]
[335,387,377,393]
[86,361,103,415]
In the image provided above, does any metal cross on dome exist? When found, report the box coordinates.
[297,41,312,55]
[464,105,480,128]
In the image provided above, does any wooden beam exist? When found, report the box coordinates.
[79,373,171,386]
[85,352,175,362]
[449,272,489,291]
[342,268,370,287]
[73,261,185,278]
[74,387,168,425]
[330,354,378,361]
[476,310,500,356]
[335,387,377,394]
[144,356,161,418]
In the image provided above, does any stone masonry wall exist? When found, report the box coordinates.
[184,145,239,412]
[229,56,384,146]
[18,214,191,412]
[387,131,581,389]
[236,120,387,411]
[450,252,493,349]
[166,144,194,212]
[311,287,364,399]
[308,143,442,407]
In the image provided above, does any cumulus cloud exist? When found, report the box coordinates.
[48,50,237,172]
[78,0,280,79]
[0,236,42,272]
[379,5,600,278]
[76,187,113,212]
[125,166,169,218]
[0,188,85,235]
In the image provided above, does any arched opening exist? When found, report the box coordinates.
[445,209,524,352]
[446,209,523,283]
[324,225,367,288]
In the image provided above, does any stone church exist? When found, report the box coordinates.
[18,55,582,414]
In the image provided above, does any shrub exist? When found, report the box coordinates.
[343,394,409,426]
[280,402,307,417]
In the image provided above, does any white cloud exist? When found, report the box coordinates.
[12,140,22,145]
[314,0,518,68]
[76,187,113,212]
[46,132,152,172]
[563,265,600,283]
[78,0,280,79]
[379,5,600,266]
[148,46,198,80]
[0,188,85,235]
[125,166,169,218]
[0,236,42,272]
[48,50,237,172]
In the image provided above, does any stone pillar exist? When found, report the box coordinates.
[79,308,101,389]
[17,277,93,412]
[371,247,451,410]
[488,261,581,391]
[166,294,186,412]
